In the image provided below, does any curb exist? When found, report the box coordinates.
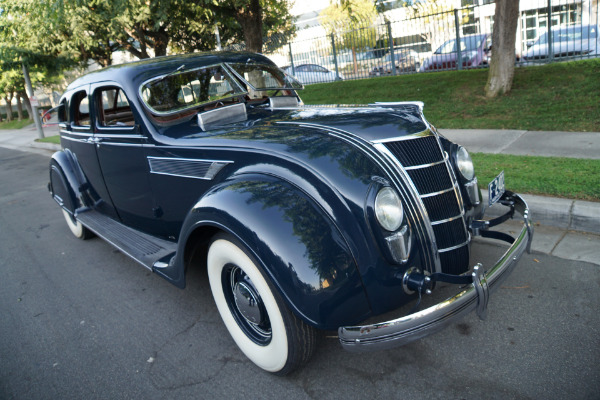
[31,141,61,151]
[483,192,600,236]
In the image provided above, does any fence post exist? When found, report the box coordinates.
[387,21,396,75]
[454,9,463,70]
[288,43,296,76]
[330,34,341,80]
[547,0,553,61]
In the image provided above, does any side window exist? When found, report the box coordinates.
[72,91,90,127]
[96,87,135,127]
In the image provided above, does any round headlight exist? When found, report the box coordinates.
[375,187,404,231]
[456,146,475,181]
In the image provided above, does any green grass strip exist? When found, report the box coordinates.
[472,153,600,202]
[0,119,33,130]
[36,135,61,144]
[301,59,600,132]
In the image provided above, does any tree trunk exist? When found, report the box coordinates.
[20,92,33,121]
[485,0,520,98]
[236,0,263,53]
[16,95,24,120]
[4,95,14,122]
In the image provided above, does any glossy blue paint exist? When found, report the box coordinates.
[51,51,481,331]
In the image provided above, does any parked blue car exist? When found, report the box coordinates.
[48,51,533,375]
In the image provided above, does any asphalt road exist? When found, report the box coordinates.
[1,147,599,400]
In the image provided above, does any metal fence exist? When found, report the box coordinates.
[263,0,599,84]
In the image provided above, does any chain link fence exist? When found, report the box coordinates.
[257,0,599,84]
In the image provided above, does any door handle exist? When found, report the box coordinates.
[87,137,103,144]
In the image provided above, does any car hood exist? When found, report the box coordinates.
[261,104,429,142]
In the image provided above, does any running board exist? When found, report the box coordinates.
[76,209,177,271]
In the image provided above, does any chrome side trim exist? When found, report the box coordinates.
[338,193,532,352]
[147,156,232,180]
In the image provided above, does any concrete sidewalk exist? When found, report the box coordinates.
[439,129,600,159]
[1,125,599,235]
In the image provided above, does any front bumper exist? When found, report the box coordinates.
[339,192,533,352]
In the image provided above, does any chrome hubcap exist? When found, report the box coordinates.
[224,264,271,345]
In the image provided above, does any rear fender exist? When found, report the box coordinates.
[49,150,86,213]
[159,173,371,330]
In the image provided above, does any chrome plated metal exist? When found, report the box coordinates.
[197,103,247,131]
[385,224,411,264]
[233,281,263,325]
[472,263,489,320]
[147,157,232,180]
[338,193,532,352]
[465,177,481,205]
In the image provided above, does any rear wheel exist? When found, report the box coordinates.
[207,233,316,375]
[62,209,93,240]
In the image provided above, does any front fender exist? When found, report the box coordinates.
[170,173,372,330]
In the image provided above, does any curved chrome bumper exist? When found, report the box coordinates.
[339,193,533,352]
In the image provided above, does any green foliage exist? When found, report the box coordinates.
[321,0,379,51]
[300,59,600,132]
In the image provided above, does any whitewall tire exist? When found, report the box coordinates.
[207,233,316,375]
[62,209,93,240]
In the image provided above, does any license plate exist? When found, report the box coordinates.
[488,171,505,206]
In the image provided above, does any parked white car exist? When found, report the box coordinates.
[283,64,343,84]
[523,24,600,61]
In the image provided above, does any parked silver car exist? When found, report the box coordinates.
[283,64,343,84]
[523,24,600,61]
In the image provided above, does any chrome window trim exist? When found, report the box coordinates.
[224,62,303,91]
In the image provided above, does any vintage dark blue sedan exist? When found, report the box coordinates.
[48,51,533,375]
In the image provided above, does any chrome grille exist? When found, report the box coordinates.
[384,135,470,275]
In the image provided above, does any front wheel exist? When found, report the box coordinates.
[207,233,317,375]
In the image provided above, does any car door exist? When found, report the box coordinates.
[60,87,119,219]
[90,83,165,237]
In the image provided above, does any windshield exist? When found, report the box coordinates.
[536,25,597,44]
[435,35,486,54]
[226,62,303,98]
[140,63,246,115]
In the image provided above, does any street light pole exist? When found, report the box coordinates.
[22,62,44,139]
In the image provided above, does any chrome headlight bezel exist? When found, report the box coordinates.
[374,186,404,232]
[454,146,475,182]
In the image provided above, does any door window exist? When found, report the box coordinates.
[72,91,90,127]
[96,87,135,127]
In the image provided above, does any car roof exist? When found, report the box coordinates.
[66,51,276,93]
